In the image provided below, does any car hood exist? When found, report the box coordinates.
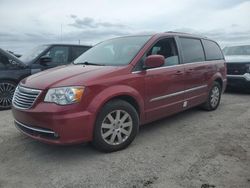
[20,64,126,90]
[0,48,25,66]
[225,55,250,63]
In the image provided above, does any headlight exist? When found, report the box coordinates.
[44,86,84,105]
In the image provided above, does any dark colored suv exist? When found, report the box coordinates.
[12,32,226,152]
[0,44,91,109]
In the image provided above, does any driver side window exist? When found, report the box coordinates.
[147,38,179,67]
[45,46,69,64]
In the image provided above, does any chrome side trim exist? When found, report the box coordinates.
[150,85,208,102]
[147,64,183,72]
[132,64,183,73]
[15,120,55,134]
[184,85,208,93]
[151,90,185,102]
[131,60,224,73]
[132,71,142,74]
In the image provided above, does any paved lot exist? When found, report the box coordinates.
[0,92,249,188]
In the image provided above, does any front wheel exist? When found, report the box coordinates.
[201,81,222,111]
[92,99,139,152]
[0,80,17,110]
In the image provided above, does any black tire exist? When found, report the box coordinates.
[92,99,139,152]
[0,80,17,110]
[201,81,222,111]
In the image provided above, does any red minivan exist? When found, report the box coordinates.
[12,32,227,152]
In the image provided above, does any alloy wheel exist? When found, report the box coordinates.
[210,86,220,108]
[0,82,16,109]
[101,110,133,145]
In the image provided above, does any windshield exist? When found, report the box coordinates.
[223,45,250,56]
[74,36,151,66]
[19,45,49,63]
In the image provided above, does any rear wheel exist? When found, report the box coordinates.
[0,80,17,110]
[92,99,139,152]
[202,81,221,111]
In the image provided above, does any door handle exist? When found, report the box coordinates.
[186,68,194,74]
[175,70,183,75]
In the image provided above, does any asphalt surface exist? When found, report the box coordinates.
[0,92,249,188]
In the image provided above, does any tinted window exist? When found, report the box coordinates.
[203,40,223,60]
[70,46,90,62]
[45,46,69,64]
[179,38,205,63]
[147,38,179,67]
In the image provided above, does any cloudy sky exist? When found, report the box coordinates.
[0,0,250,54]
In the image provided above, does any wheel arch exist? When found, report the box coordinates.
[209,73,224,90]
[87,85,145,123]
[214,77,223,89]
[108,95,140,115]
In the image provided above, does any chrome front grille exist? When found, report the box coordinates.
[12,86,41,110]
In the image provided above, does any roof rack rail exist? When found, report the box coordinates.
[165,31,191,34]
[165,31,207,38]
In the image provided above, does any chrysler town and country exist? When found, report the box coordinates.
[12,32,227,152]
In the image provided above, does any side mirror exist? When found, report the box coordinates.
[144,55,164,69]
[39,56,52,65]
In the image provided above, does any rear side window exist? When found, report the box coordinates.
[179,37,205,63]
[202,39,224,60]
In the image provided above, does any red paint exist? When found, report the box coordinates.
[144,55,165,68]
[12,33,227,145]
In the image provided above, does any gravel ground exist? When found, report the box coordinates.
[0,92,249,188]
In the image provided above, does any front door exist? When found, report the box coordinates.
[144,37,185,122]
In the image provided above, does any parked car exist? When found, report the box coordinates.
[0,44,91,110]
[223,45,250,90]
[12,32,227,152]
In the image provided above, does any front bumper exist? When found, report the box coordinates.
[227,73,250,88]
[12,103,95,145]
[15,120,59,139]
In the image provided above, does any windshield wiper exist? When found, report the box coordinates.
[75,61,105,66]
